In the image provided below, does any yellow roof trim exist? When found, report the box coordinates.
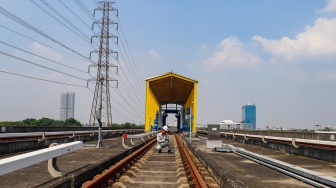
[146,71,198,83]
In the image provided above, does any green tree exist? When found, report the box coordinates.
[124,122,132,129]
[322,127,331,131]
[22,118,37,125]
[54,120,65,127]
[0,121,22,126]
[37,117,55,126]
[120,122,138,129]
[0,118,83,127]
[65,118,81,127]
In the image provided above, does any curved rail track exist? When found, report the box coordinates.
[82,133,219,188]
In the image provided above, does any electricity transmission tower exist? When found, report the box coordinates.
[89,1,118,131]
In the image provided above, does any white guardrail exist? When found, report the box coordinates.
[0,141,83,177]
[0,129,140,141]
[121,131,159,149]
[221,132,336,149]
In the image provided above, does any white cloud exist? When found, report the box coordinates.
[199,44,208,52]
[30,42,62,60]
[321,0,336,13]
[148,49,160,59]
[201,37,261,70]
[253,18,336,63]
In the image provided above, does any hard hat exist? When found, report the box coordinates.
[162,125,169,132]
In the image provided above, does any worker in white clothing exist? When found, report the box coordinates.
[156,125,172,154]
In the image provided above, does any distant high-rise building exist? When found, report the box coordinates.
[242,103,256,130]
[60,92,75,121]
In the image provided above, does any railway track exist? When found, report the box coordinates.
[4,130,333,187]
[82,133,219,188]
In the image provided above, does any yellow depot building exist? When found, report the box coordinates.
[145,72,198,132]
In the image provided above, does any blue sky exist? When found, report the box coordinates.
[1,0,336,129]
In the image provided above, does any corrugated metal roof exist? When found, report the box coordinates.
[146,72,197,104]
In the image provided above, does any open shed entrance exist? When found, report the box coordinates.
[145,72,198,132]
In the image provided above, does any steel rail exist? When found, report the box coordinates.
[82,138,156,188]
[175,134,208,188]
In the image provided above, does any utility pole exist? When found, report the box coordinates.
[96,77,104,147]
[88,1,118,148]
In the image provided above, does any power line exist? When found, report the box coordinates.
[0,7,94,63]
[0,24,91,63]
[112,74,143,110]
[0,70,87,88]
[115,45,145,100]
[88,87,142,119]
[88,87,143,124]
[110,95,143,118]
[34,0,100,50]
[109,10,145,103]
[112,61,145,105]
[104,80,144,115]
[114,77,145,112]
[116,16,145,96]
[0,50,88,81]
[114,87,144,115]
[39,0,91,41]
[74,0,95,21]
[29,0,90,43]
[91,0,99,7]
[112,68,145,106]
[0,40,87,74]
[58,0,92,29]
[111,108,140,124]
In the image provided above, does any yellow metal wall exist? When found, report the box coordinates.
[185,83,197,132]
[144,81,160,132]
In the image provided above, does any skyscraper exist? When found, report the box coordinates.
[242,103,256,130]
[60,92,75,121]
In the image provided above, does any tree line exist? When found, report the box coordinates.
[0,118,81,127]
[0,118,144,129]
[111,122,144,129]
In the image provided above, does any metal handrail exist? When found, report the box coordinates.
[121,131,158,149]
